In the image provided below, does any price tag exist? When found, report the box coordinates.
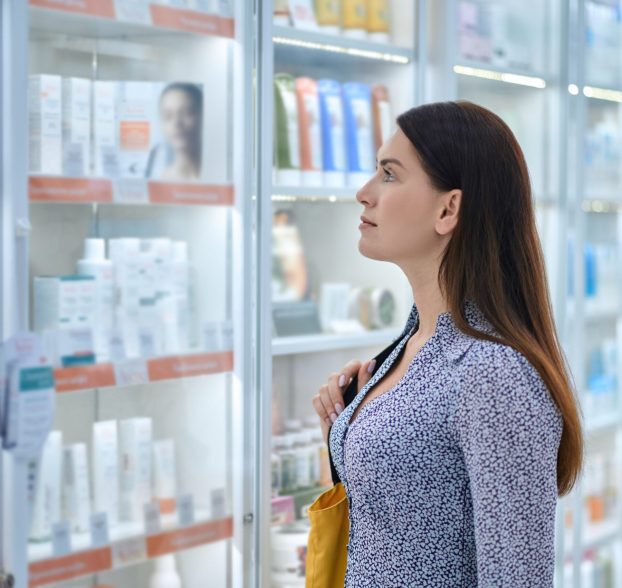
[113,359,148,387]
[177,494,195,527]
[113,178,149,205]
[210,488,227,519]
[51,521,71,557]
[112,536,147,568]
[90,511,110,547]
[144,502,161,536]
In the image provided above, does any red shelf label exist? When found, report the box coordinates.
[150,5,234,37]
[29,547,112,587]
[29,0,115,18]
[29,177,114,204]
[146,517,233,558]
[54,364,116,393]
[148,182,234,206]
[147,351,234,381]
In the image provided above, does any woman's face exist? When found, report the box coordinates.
[160,89,201,153]
[356,128,460,266]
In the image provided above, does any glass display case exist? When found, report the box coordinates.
[1,1,253,587]
[259,2,420,587]
[2,1,622,587]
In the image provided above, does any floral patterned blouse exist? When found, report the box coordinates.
[328,298,563,587]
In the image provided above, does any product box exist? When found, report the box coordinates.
[62,77,92,176]
[29,75,62,175]
[93,81,119,177]
[33,275,97,332]
[117,82,159,178]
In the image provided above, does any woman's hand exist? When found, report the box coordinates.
[312,358,377,444]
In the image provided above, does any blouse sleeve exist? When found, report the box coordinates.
[454,344,563,587]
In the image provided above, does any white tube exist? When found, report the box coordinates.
[92,420,119,526]
[30,431,63,541]
[62,443,92,533]
[119,417,153,522]
[152,439,177,514]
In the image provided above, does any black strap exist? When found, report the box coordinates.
[328,335,406,485]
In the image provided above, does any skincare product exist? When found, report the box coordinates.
[42,326,96,368]
[92,420,120,526]
[119,417,153,523]
[171,241,190,352]
[149,555,182,588]
[289,0,318,29]
[367,0,390,41]
[29,75,62,175]
[315,0,341,33]
[62,77,92,176]
[295,78,323,187]
[93,81,119,177]
[117,82,158,178]
[320,283,352,331]
[62,443,92,533]
[318,79,346,187]
[30,431,63,541]
[372,85,392,151]
[274,74,302,186]
[33,276,97,332]
[274,0,291,25]
[152,439,177,514]
[342,82,375,188]
[76,239,115,362]
[342,0,368,38]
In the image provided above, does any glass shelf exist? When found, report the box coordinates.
[29,1,234,38]
[272,328,401,356]
[29,176,235,207]
[272,25,414,66]
[28,512,232,587]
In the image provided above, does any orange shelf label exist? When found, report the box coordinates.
[54,364,116,393]
[29,0,115,18]
[147,351,234,381]
[29,547,112,587]
[149,5,234,37]
[148,182,234,206]
[30,177,114,204]
[146,517,233,558]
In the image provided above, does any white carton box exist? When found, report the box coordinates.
[29,75,62,175]
[62,77,92,176]
[93,81,118,177]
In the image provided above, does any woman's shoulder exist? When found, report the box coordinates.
[454,336,562,427]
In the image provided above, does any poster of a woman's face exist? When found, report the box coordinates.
[147,82,203,182]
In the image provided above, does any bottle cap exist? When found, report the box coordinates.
[155,554,176,572]
[83,238,106,260]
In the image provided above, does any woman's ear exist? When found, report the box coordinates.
[436,189,462,236]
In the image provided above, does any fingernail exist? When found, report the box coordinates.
[338,374,346,387]
[330,413,338,423]
[335,403,343,415]
[367,359,376,374]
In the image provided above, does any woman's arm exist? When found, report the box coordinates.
[454,344,563,587]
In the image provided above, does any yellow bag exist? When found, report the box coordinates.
[305,482,350,588]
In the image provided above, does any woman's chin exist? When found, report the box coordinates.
[358,239,385,261]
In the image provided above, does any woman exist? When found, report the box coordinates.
[151,82,203,181]
[312,101,583,586]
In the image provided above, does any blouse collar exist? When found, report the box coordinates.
[400,297,496,364]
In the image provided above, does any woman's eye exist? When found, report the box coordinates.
[381,168,395,182]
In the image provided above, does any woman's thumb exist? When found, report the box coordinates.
[357,358,376,393]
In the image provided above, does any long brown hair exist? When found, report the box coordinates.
[397,100,583,496]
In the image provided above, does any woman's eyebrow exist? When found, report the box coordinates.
[377,157,405,169]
